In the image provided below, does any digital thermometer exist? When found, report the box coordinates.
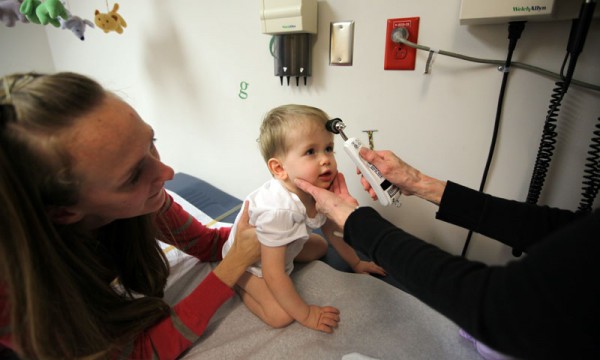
[326,118,402,207]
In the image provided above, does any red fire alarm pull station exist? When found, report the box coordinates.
[384,17,420,70]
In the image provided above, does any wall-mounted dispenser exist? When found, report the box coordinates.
[460,0,598,25]
[259,0,318,86]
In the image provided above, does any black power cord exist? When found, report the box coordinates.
[461,21,526,257]
[578,117,600,214]
[526,0,597,206]
[520,0,597,256]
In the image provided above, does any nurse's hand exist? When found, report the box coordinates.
[358,148,446,205]
[295,173,358,229]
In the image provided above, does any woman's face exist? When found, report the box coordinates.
[59,94,174,229]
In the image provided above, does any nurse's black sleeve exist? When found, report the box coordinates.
[435,181,580,251]
[343,203,600,359]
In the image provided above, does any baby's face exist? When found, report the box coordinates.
[281,121,338,190]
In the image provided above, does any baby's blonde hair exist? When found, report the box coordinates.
[258,104,330,163]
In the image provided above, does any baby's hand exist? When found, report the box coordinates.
[301,305,340,333]
[353,260,387,276]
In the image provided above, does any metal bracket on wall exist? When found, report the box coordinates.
[362,130,378,150]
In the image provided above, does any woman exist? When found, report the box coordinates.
[0,72,260,359]
[295,147,599,360]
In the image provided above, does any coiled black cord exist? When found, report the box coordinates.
[519,58,569,257]
[577,118,600,213]
[526,0,596,209]
[517,1,596,256]
[525,80,566,205]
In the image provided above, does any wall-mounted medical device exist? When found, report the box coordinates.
[259,0,318,86]
[460,0,598,25]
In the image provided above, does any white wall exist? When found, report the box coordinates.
[2,0,599,265]
[0,18,54,73]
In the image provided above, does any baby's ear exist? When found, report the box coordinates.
[268,158,287,180]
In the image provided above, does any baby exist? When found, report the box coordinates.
[222,104,385,333]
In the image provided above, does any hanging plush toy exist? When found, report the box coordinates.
[19,0,41,23]
[94,2,126,34]
[0,0,28,27]
[6,0,94,39]
[35,0,67,27]
[59,8,94,40]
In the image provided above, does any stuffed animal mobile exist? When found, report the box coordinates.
[60,14,94,40]
[5,0,94,39]
[19,0,41,24]
[35,0,67,27]
[0,0,28,27]
[94,2,126,34]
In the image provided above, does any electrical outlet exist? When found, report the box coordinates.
[384,17,420,70]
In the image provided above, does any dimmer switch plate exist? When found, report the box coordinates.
[330,21,355,66]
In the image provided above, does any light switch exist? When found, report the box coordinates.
[329,21,355,66]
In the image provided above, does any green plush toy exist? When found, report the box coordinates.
[35,0,68,27]
[19,0,41,24]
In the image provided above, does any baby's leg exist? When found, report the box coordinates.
[294,233,328,262]
[236,272,294,328]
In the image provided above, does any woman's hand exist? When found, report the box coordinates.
[230,201,261,266]
[357,148,421,197]
[213,201,260,287]
[295,173,358,229]
[358,148,446,205]
[329,172,359,206]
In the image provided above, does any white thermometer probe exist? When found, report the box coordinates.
[326,118,402,207]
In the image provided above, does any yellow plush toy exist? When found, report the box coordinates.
[94,2,126,34]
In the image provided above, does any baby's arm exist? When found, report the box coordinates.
[261,245,340,333]
[321,220,386,276]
